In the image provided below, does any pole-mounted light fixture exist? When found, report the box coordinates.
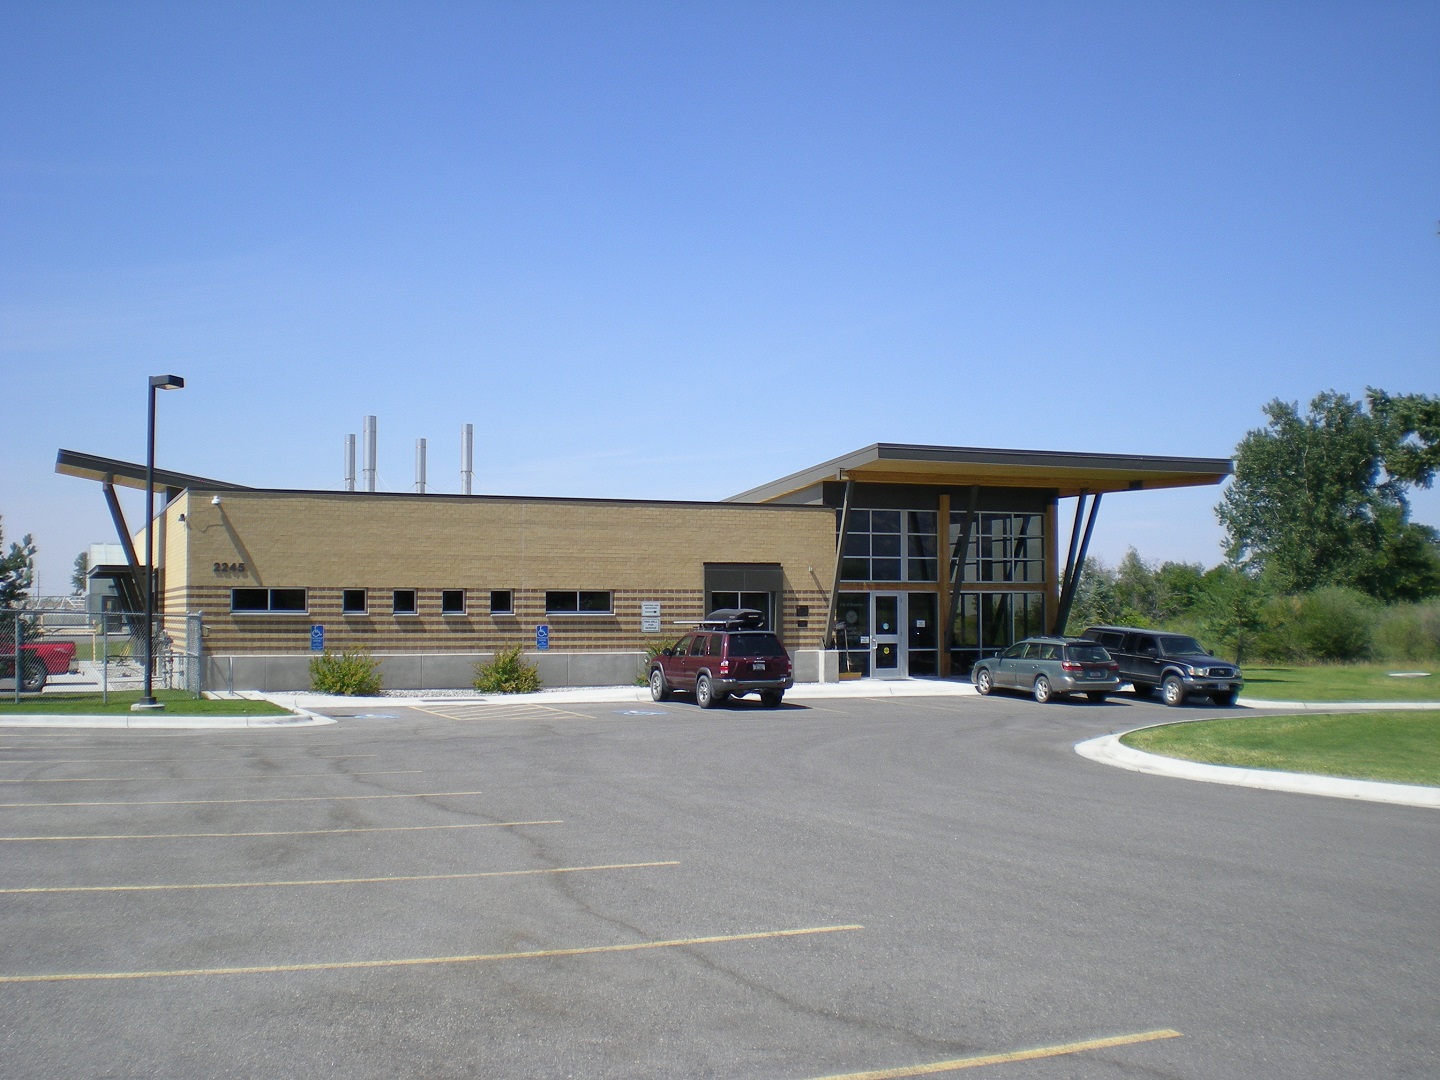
[135,374,185,711]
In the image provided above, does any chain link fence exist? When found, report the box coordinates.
[1,607,204,702]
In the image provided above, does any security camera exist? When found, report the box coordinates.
[211,495,222,506]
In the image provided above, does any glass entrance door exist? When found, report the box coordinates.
[871,593,903,678]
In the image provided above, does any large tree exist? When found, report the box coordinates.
[1217,389,1440,601]
[0,516,37,609]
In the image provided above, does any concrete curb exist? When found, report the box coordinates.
[0,711,334,730]
[1238,697,1440,711]
[1076,730,1440,810]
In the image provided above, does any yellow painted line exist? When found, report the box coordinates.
[801,1029,1183,1080]
[0,924,863,984]
[0,770,421,784]
[0,789,486,808]
[0,859,679,894]
[0,819,563,842]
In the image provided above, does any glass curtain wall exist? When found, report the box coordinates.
[947,511,1047,674]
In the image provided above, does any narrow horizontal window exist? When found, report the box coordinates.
[392,589,417,615]
[231,588,308,614]
[544,590,613,614]
[490,590,514,615]
[342,589,367,614]
[441,589,466,614]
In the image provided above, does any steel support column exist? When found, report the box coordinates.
[823,478,854,650]
[1052,492,1102,635]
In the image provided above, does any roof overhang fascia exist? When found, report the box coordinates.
[55,449,251,492]
[726,443,1232,502]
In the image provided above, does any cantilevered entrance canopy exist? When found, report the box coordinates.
[728,443,1232,503]
[729,443,1232,677]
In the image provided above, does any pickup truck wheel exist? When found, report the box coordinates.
[695,674,716,709]
[1212,689,1239,707]
[648,667,671,702]
[1162,675,1186,707]
[760,690,783,708]
[20,658,47,694]
[1033,675,1053,704]
[974,668,993,696]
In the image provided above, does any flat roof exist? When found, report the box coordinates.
[727,443,1233,502]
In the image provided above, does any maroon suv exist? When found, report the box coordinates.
[648,609,793,709]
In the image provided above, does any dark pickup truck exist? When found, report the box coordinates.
[1081,625,1242,707]
[0,640,77,693]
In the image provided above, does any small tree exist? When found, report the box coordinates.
[71,551,90,596]
[0,517,36,610]
[1199,563,1268,665]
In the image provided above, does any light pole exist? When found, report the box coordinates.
[135,374,185,711]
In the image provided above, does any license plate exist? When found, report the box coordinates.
[754,662,766,671]
[1086,669,1104,679]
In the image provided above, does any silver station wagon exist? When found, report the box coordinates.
[971,636,1122,703]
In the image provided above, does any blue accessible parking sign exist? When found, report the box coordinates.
[310,624,325,651]
[536,624,550,650]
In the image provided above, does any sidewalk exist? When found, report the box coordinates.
[0,677,979,729]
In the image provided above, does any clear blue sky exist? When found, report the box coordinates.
[3,2,1437,595]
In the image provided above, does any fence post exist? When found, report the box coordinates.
[12,612,20,705]
[101,612,108,706]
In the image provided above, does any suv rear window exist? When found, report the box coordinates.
[727,633,786,658]
[1064,643,1110,663]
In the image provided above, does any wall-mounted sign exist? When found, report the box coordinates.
[310,625,325,652]
[535,624,550,650]
[641,617,661,634]
[640,601,661,617]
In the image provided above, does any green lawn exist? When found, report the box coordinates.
[0,690,291,717]
[1240,664,1439,702]
[1121,711,1440,787]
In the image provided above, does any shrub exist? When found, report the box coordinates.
[1373,599,1440,663]
[1292,587,1376,661]
[634,637,673,684]
[309,649,383,696]
[474,644,541,693]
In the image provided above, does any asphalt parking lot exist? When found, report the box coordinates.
[1,693,1435,1079]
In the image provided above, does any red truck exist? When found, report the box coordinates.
[0,640,76,693]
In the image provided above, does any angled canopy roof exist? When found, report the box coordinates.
[727,443,1233,502]
[55,449,252,492]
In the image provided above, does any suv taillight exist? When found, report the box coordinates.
[719,658,731,675]
[1060,661,1082,672]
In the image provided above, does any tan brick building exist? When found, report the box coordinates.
[57,443,1230,690]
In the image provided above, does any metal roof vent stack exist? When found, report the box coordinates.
[415,438,427,494]
[344,434,356,491]
[461,423,473,495]
[362,415,377,491]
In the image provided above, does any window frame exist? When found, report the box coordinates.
[440,589,466,615]
[489,590,515,616]
[230,587,309,614]
[543,590,614,616]
[341,589,368,615]
[392,588,419,616]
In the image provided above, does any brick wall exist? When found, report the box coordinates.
[167,490,835,655]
